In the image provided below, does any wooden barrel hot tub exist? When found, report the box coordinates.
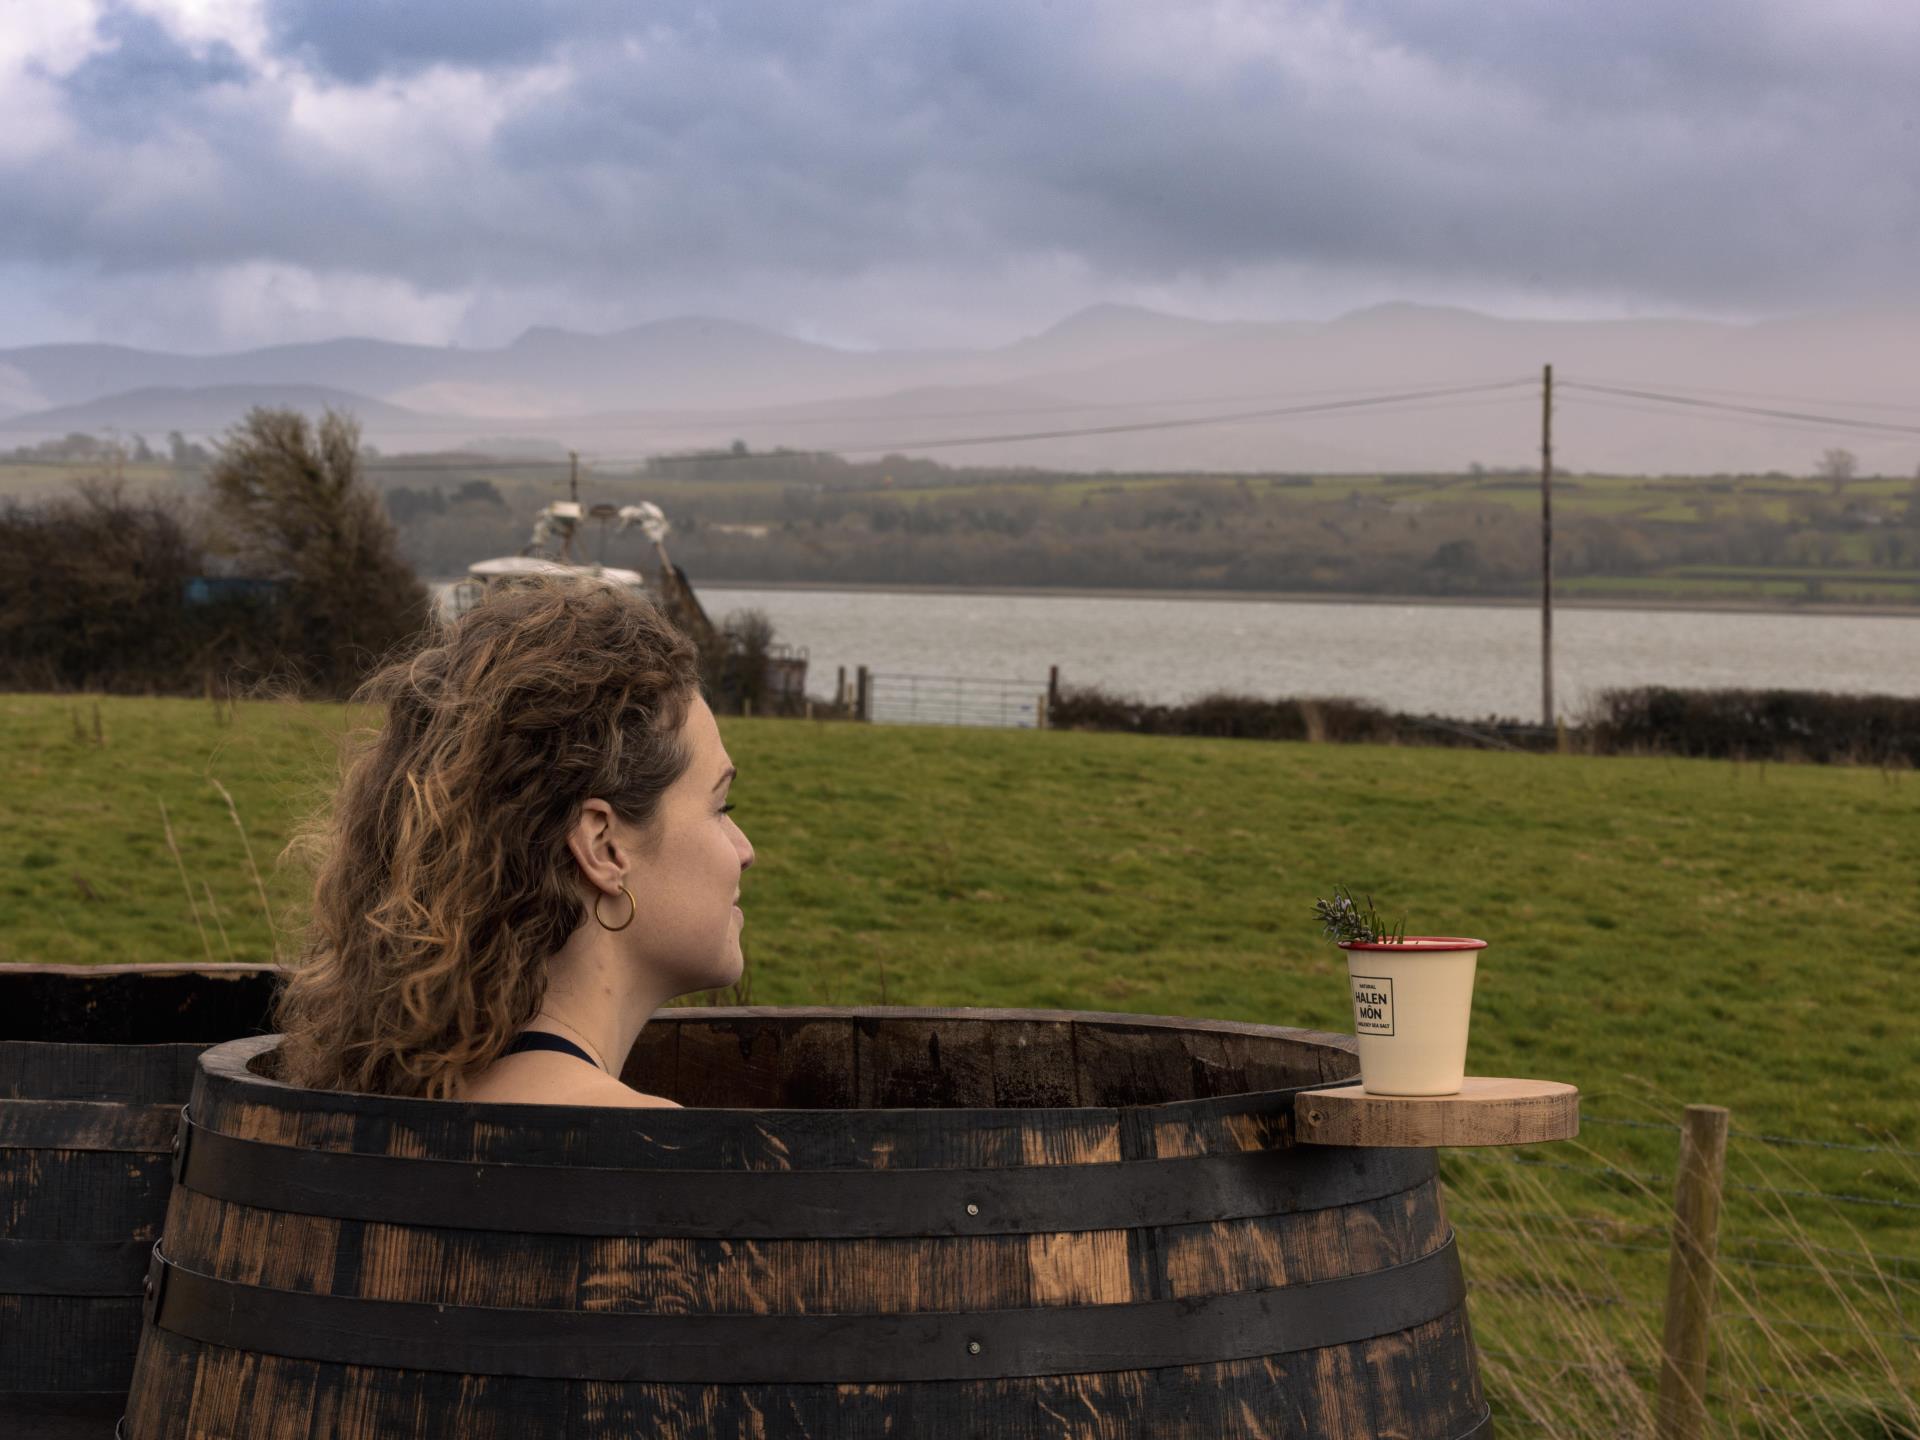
[124,1007,1491,1439]
[0,963,282,1435]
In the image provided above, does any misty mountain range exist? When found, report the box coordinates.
[4,303,1917,476]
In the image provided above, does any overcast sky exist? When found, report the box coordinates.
[2,0,1915,353]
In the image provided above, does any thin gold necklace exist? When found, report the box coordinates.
[530,1011,609,1072]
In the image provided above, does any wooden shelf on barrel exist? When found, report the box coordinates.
[1294,1077,1579,1148]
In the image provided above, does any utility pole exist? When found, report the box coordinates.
[569,449,580,505]
[1540,364,1554,728]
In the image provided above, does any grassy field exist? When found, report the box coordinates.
[0,459,178,498]
[3,694,1915,1432]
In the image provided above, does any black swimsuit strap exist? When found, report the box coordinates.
[501,1030,602,1069]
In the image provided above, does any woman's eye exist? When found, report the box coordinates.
[719,803,736,816]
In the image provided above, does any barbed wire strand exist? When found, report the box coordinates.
[1448,1151,1672,1184]
[1727,1180,1920,1213]
[1453,1221,1671,1257]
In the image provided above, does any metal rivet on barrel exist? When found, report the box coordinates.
[964,1202,979,1216]
[967,1340,982,1355]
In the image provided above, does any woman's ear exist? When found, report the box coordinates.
[566,798,626,896]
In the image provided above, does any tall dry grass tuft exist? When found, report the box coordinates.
[200,880,235,962]
[1706,1141,1919,1440]
[208,774,280,964]
[158,798,213,965]
[1449,1137,1918,1439]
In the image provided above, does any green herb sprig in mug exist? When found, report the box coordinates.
[1312,884,1406,945]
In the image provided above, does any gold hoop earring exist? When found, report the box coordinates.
[594,883,637,933]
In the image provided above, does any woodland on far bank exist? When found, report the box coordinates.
[374,448,1920,606]
[7,435,1919,607]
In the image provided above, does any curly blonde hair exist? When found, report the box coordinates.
[274,574,702,1098]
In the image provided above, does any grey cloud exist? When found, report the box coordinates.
[1343,0,1907,109]
[263,0,592,82]
[57,9,250,136]
[6,0,1920,348]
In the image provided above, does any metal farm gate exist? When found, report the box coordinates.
[864,671,1052,729]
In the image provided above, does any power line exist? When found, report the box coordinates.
[1561,380,1920,439]
[0,375,1539,443]
[1566,392,1920,446]
[1573,374,1920,419]
[594,388,1539,471]
[366,385,1534,473]
[640,377,1539,465]
[531,373,1543,432]
[2,377,1535,473]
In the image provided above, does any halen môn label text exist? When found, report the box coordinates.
[1349,975,1395,1036]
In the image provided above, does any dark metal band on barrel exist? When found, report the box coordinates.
[172,1111,1432,1238]
[142,1234,1466,1383]
[0,1238,152,1296]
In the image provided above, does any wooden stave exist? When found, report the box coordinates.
[0,966,281,1400]
[126,1013,1488,1438]
[0,1388,131,1440]
[0,965,283,1045]
[185,1008,1364,1166]
[0,1042,208,1102]
[635,1005,1364,1112]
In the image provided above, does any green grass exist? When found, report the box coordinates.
[1,695,353,969]
[3,695,1914,1426]
[6,694,1915,1145]
[0,460,177,498]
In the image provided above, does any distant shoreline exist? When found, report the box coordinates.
[683,578,1920,619]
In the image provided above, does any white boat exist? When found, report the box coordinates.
[449,553,651,614]
[447,488,809,706]
[446,498,663,618]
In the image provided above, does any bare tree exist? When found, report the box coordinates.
[208,407,430,694]
[1815,447,1858,494]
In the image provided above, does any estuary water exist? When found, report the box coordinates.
[695,586,1919,722]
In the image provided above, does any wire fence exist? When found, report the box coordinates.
[1449,1105,1918,1432]
[865,671,1052,729]
[1585,1112,1920,1160]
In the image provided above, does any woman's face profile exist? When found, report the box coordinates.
[581,691,754,994]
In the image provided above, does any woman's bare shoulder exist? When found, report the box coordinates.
[591,1076,684,1109]
[459,1056,682,1109]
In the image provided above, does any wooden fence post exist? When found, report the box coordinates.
[836,666,847,711]
[1655,1103,1731,1440]
[856,666,871,723]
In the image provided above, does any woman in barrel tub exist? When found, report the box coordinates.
[273,573,754,1108]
